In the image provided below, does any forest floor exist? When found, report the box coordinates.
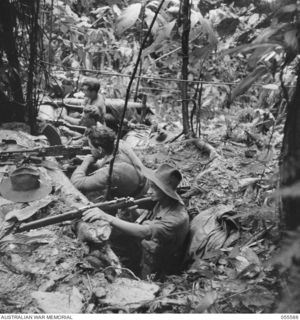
[0,104,284,313]
[131,104,282,313]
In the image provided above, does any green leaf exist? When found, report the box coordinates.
[116,3,142,35]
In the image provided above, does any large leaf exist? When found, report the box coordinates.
[248,45,277,68]
[284,28,299,52]
[191,44,213,61]
[221,42,280,57]
[116,3,142,35]
[198,11,218,47]
[275,4,297,16]
[190,9,200,29]
[230,65,268,102]
[145,8,160,35]
[147,0,160,11]
[241,286,274,310]
[194,291,218,313]
[65,4,79,22]
[142,20,176,56]
[253,23,290,44]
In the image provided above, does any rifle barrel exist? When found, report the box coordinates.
[17,197,153,233]
[0,145,91,158]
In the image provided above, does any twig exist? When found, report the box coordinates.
[97,305,129,313]
[105,0,166,200]
[0,267,8,273]
[102,266,141,281]
[196,81,203,137]
[248,238,264,248]
[169,131,184,143]
[243,225,274,247]
[217,288,252,303]
[134,5,145,102]
[86,273,93,294]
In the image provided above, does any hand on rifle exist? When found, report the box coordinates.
[82,208,113,223]
[82,154,97,165]
[84,105,98,115]
[56,119,68,127]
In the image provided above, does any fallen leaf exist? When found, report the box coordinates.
[100,277,159,308]
[241,286,274,310]
[5,196,54,222]
[31,287,83,313]
[193,291,218,313]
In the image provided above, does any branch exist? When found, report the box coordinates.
[181,0,191,136]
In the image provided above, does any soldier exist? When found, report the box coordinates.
[82,163,189,279]
[62,80,106,127]
[71,126,148,201]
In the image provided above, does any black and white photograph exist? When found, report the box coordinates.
[0,0,299,316]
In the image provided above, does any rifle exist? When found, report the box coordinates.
[0,145,91,163]
[49,119,87,134]
[17,197,154,233]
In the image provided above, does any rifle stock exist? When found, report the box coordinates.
[17,197,154,233]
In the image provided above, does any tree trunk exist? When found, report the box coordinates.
[26,0,40,134]
[0,0,25,120]
[181,0,191,136]
[280,65,300,230]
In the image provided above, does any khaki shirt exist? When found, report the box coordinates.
[71,141,148,200]
[141,201,189,277]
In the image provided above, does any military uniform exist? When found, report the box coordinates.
[71,141,148,201]
[140,201,189,278]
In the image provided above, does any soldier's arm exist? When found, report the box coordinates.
[94,94,106,123]
[83,209,151,238]
[62,115,81,125]
[71,156,107,192]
